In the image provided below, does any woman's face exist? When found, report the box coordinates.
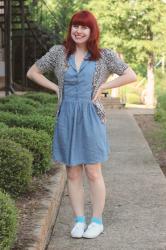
[71,24,91,45]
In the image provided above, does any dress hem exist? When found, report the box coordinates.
[51,155,110,167]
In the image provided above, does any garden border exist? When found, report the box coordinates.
[25,163,66,250]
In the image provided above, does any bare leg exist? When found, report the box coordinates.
[66,164,85,217]
[84,163,106,218]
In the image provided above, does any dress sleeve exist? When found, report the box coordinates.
[35,45,59,73]
[103,48,129,75]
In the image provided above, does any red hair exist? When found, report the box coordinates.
[63,10,101,60]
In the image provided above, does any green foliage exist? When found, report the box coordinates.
[157,93,166,111]
[154,108,166,122]
[0,127,52,176]
[0,122,8,129]
[26,0,88,43]
[23,91,58,105]
[0,96,57,117]
[154,69,166,97]
[0,95,41,108]
[0,92,58,118]
[37,103,57,117]
[87,0,166,75]
[154,92,166,122]
[126,93,142,104]
[0,102,35,115]
[0,111,55,136]
[0,190,18,250]
[0,138,33,196]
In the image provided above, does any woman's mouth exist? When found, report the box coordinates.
[75,35,85,39]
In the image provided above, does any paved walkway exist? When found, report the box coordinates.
[46,108,166,250]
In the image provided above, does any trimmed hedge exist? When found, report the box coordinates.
[36,103,57,117]
[0,127,52,175]
[0,102,36,115]
[23,91,58,104]
[0,95,41,108]
[0,94,57,117]
[0,101,57,117]
[0,122,8,129]
[154,93,166,122]
[0,111,55,135]
[157,93,166,111]
[154,108,166,122]
[0,138,33,196]
[0,190,18,250]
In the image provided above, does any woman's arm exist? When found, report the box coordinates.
[102,67,136,89]
[92,67,137,102]
[26,64,59,98]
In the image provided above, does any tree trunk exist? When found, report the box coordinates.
[145,53,155,107]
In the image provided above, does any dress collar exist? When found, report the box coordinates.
[68,51,91,73]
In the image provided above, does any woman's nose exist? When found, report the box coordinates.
[76,26,83,33]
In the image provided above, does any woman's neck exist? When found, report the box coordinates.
[75,44,88,54]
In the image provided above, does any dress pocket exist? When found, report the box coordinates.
[91,101,106,125]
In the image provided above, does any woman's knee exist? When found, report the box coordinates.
[84,163,102,181]
[66,164,83,180]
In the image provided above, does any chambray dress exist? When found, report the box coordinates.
[52,52,110,166]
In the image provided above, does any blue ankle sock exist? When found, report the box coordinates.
[74,215,86,223]
[91,216,102,224]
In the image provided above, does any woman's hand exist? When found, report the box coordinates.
[55,86,59,100]
[92,84,105,103]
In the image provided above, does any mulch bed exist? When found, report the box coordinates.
[11,162,60,250]
[134,114,166,177]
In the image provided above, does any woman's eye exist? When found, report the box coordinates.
[72,25,79,28]
[72,25,88,29]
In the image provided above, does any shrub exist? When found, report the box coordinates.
[156,93,166,111]
[155,69,166,97]
[154,108,166,122]
[0,190,18,250]
[36,103,57,117]
[0,95,41,108]
[126,93,142,104]
[0,138,33,196]
[0,122,8,129]
[0,102,35,115]
[0,95,16,104]
[154,93,166,123]
[0,111,55,135]
[0,127,52,175]
[23,91,58,104]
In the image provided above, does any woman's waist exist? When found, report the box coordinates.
[62,97,94,104]
[63,94,92,101]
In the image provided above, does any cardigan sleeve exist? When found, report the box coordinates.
[102,48,129,76]
[35,45,60,73]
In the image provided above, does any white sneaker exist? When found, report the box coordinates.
[82,222,104,238]
[71,222,87,238]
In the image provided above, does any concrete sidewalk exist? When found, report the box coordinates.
[46,109,166,250]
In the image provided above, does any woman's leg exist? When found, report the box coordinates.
[66,164,85,217]
[84,163,106,218]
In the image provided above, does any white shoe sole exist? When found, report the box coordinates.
[71,225,87,238]
[82,229,104,238]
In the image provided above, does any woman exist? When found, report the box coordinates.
[27,10,137,239]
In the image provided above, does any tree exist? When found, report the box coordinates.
[86,0,166,106]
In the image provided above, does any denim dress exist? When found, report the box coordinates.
[52,52,110,166]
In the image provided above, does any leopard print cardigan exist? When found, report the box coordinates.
[35,45,128,123]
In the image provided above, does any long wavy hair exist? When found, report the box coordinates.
[63,10,101,61]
